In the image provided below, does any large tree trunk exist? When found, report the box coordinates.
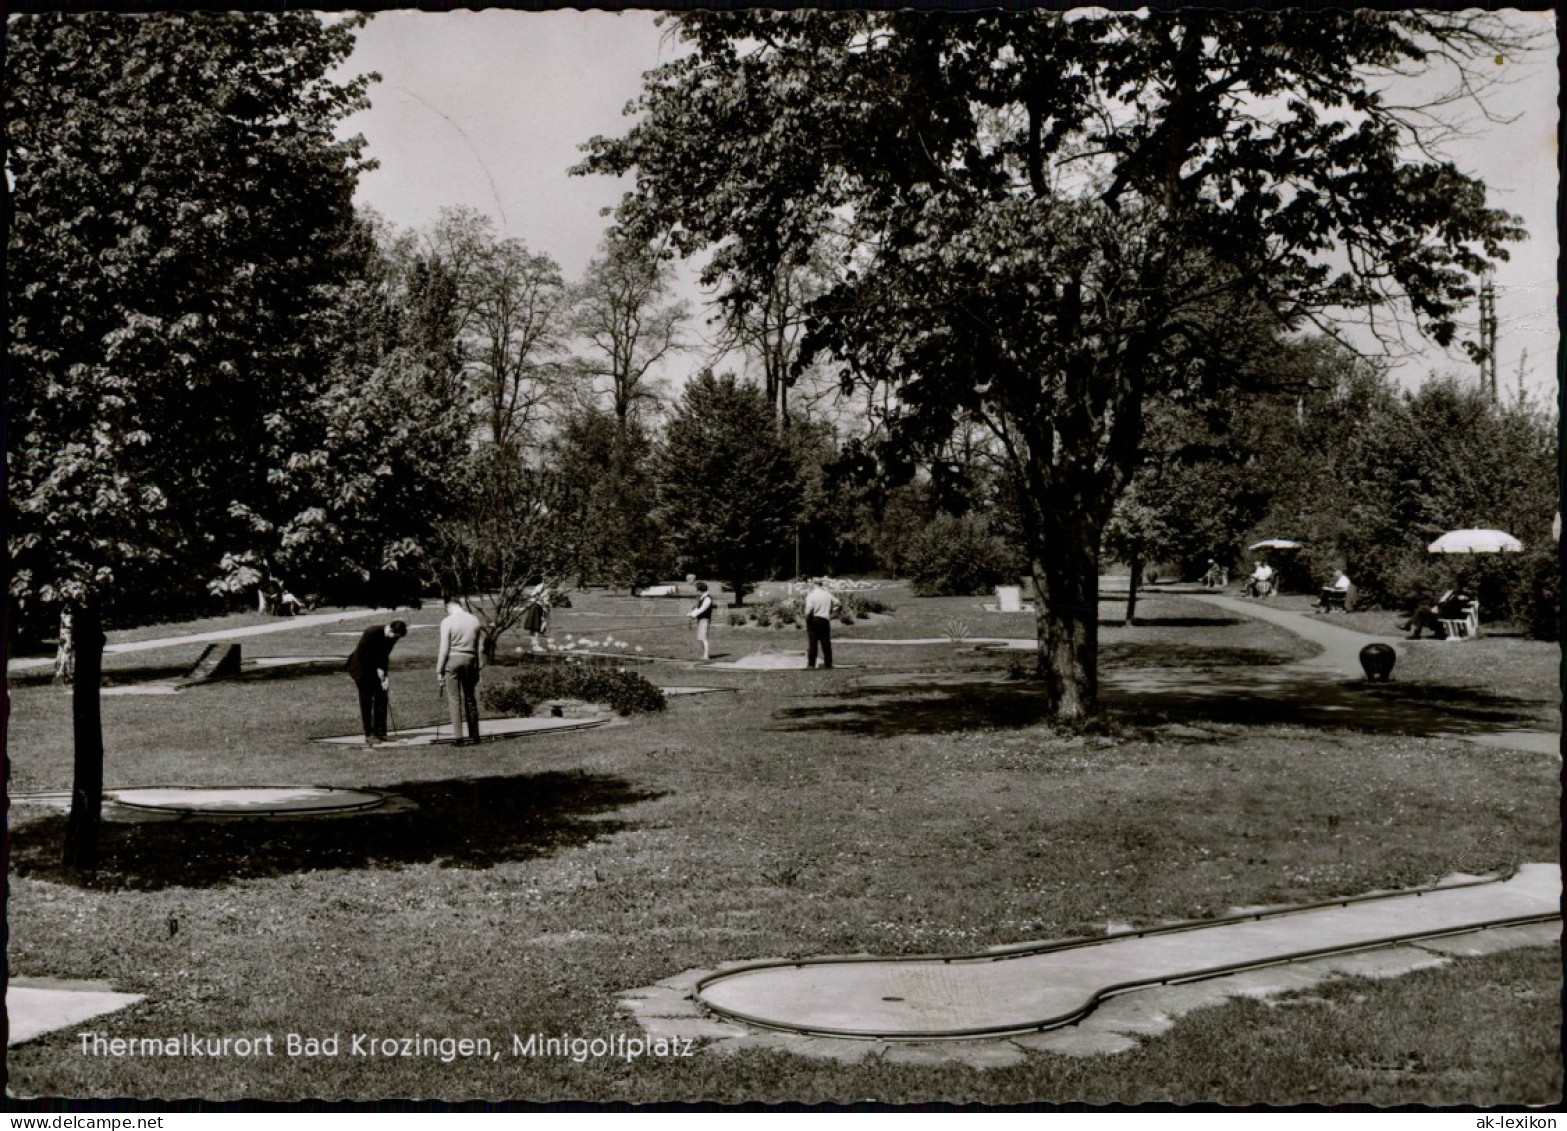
[63,606,106,870]
[1029,514,1102,723]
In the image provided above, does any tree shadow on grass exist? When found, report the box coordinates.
[773,667,1555,742]
[1101,642,1303,668]
[8,663,194,690]
[1356,681,1560,729]
[1102,669,1556,736]
[770,680,1061,737]
[9,772,661,892]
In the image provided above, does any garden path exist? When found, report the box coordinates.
[7,607,392,672]
[1184,591,1393,677]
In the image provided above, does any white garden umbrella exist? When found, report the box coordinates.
[1248,539,1303,550]
[1427,529,1524,554]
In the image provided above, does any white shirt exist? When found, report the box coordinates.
[803,586,838,619]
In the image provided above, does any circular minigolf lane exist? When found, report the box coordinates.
[110,786,388,817]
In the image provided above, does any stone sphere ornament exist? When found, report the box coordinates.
[1359,643,1396,682]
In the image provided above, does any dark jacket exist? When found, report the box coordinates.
[348,625,398,683]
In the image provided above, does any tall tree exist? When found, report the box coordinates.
[707,253,831,430]
[426,207,568,451]
[208,212,472,608]
[653,372,800,605]
[430,447,586,661]
[547,408,668,593]
[580,10,1528,721]
[568,229,686,434]
[6,12,374,866]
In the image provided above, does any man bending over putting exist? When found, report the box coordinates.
[347,620,408,747]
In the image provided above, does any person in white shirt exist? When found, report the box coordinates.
[687,582,714,660]
[803,578,840,669]
[1246,561,1275,598]
[1316,570,1353,612]
[437,600,484,746]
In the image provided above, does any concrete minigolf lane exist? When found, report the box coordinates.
[112,786,386,816]
[695,865,1560,1039]
[7,981,146,1047]
[315,715,609,746]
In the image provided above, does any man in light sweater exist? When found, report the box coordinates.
[437,600,484,746]
[803,578,840,670]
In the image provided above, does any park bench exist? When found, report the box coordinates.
[1439,601,1481,640]
[1317,584,1355,613]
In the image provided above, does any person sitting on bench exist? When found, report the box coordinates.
[1315,570,1352,612]
[1242,561,1274,598]
[1401,587,1473,639]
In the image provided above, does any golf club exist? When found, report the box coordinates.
[435,678,444,744]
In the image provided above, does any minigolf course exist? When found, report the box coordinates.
[693,865,1559,1041]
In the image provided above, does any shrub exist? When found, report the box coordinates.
[904,515,1025,597]
[765,595,806,621]
[1375,553,1453,618]
[1371,546,1556,635]
[484,665,667,717]
[838,592,893,618]
[1519,548,1560,641]
[741,591,893,625]
[727,612,747,627]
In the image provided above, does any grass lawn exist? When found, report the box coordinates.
[6,586,1559,1104]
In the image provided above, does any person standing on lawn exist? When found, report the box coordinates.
[522,581,551,652]
[687,582,714,660]
[803,577,839,670]
[347,620,408,747]
[437,599,485,746]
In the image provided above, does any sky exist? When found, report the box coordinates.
[338,8,1560,401]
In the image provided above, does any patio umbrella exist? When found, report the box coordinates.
[1427,529,1523,554]
[1248,539,1303,550]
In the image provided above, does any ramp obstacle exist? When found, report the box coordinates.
[182,642,242,685]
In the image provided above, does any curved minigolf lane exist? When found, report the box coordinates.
[694,865,1560,1040]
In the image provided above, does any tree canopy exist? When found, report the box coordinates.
[653,371,800,605]
[6,12,377,866]
[568,230,687,434]
[7,12,376,622]
[580,9,1529,719]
